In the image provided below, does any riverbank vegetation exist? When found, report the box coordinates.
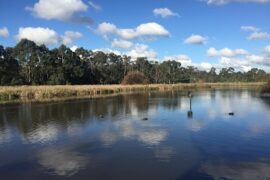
[0,83,265,103]
[1,39,270,86]
[261,80,270,95]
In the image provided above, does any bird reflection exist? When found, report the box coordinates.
[187,91,193,119]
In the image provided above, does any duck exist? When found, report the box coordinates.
[142,117,148,121]
[228,112,234,116]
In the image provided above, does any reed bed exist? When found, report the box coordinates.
[0,82,265,103]
[261,81,270,97]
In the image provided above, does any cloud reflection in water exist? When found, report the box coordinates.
[154,146,175,162]
[100,121,168,147]
[0,126,11,144]
[200,159,270,180]
[24,124,59,144]
[38,147,88,176]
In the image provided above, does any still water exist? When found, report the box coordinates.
[1,90,270,180]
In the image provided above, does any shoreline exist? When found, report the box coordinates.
[0,82,266,104]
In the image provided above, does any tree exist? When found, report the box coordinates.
[12,39,42,84]
[106,53,124,84]
[55,45,85,84]
[134,57,155,83]
[159,60,182,83]
[0,46,22,85]
[246,68,267,82]
[207,67,217,82]
[0,40,269,86]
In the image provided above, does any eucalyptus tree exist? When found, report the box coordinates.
[159,60,182,84]
[56,45,85,84]
[0,46,21,85]
[12,39,42,84]
[0,40,270,85]
[246,68,267,82]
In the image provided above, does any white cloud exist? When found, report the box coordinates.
[136,23,170,37]
[246,54,265,64]
[209,47,270,72]
[153,8,179,18]
[61,31,82,45]
[248,31,270,40]
[96,22,117,35]
[207,0,270,5]
[197,46,270,72]
[97,22,170,40]
[164,54,193,66]
[218,56,252,71]
[126,44,157,60]
[117,29,138,39]
[241,26,260,32]
[264,45,270,55]
[16,27,59,46]
[88,1,101,11]
[111,39,133,49]
[26,0,90,23]
[207,48,219,57]
[161,46,270,73]
[234,49,250,55]
[207,47,249,57]
[0,27,9,38]
[241,26,270,41]
[93,48,122,56]
[70,45,78,52]
[184,34,208,45]
[200,62,213,71]
[16,27,82,46]
[163,54,213,71]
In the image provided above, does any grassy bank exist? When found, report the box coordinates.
[0,82,266,104]
[261,81,270,97]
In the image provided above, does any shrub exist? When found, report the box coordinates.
[121,71,148,85]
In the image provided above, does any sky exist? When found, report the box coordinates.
[0,0,270,72]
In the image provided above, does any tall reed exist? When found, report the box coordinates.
[0,82,265,103]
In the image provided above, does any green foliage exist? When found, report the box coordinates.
[0,46,22,85]
[0,39,269,86]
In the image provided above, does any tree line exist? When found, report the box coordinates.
[0,39,269,85]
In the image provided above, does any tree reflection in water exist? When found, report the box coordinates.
[0,90,270,180]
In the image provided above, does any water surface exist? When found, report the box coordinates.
[1,90,270,180]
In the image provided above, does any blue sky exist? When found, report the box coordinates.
[0,0,270,71]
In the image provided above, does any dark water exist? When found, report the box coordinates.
[1,90,270,180]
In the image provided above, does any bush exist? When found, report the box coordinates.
[121,71,148,85]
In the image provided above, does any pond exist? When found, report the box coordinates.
[0,90,270,180]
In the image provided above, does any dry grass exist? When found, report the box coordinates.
[261,81,270,96]
[0,82,266,103]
